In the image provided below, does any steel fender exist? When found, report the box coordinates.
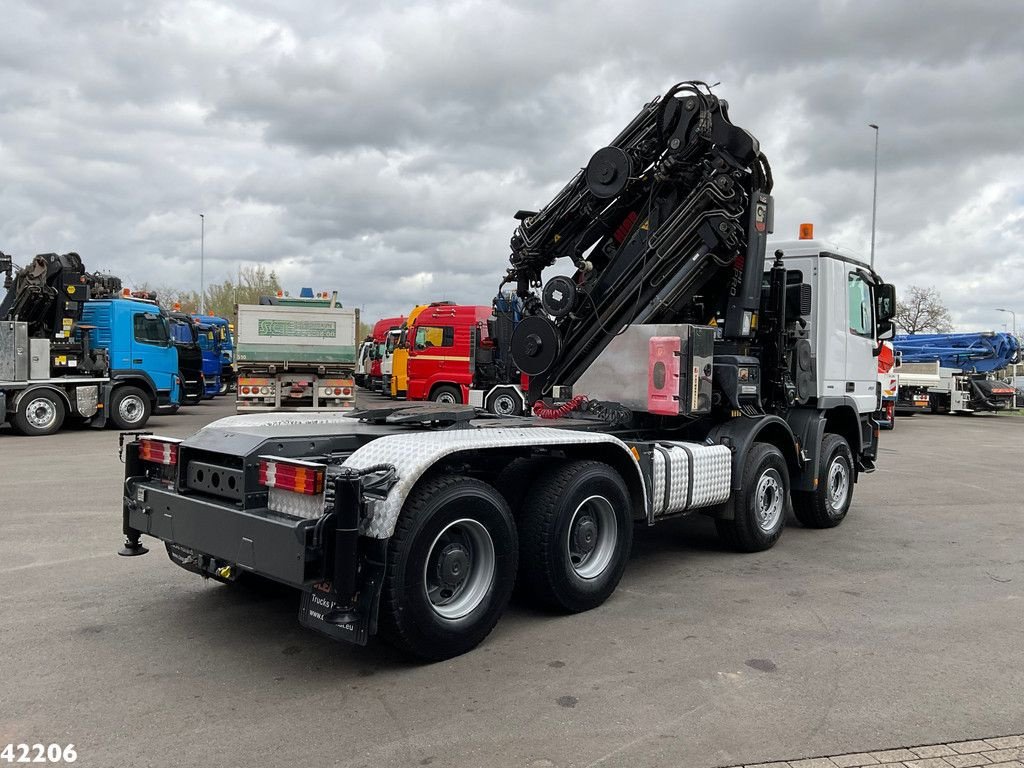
[706,415,800,492]
[10,384,73,414]
[340,427,648,539]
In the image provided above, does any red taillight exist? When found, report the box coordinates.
[342,387,352,396]
[258,457,325,495]
[138,437,180,466]
[241,386,251,394]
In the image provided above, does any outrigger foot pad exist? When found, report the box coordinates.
[118,537,149,557]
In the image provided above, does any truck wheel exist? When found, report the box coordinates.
[13,391,66,436]
[715,443,788,552]
[380,475,517,661]
[486,387,524,416]
[792,434,853,529]
[109,386,152,429]
[518,460,633,613]
[431,385,462,405]
[218,380,229,396]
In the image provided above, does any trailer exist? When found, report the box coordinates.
[235,297,358,411]
[117,82,895,660]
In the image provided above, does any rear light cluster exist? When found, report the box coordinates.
[239,378,274,397]
[138,437,181,466]
[259,456,328,519]
[320,386,353,396]
[258,457,325,495]
[319,379,354,400]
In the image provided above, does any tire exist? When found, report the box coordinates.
[518,460,633,613]
[184,392,203,407]
[12,391,66,436]
[379,475,517,661]
[494,457,547,514]
[486,387,524,416]
[109,386,152,429]
[715,443,788,552]
[792,434,854,529]
[218,380,229,396]
[431,384,462,405]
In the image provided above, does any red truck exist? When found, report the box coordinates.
[367,316,404,392]
[406,304,492,404]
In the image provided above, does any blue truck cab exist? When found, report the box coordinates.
[192,314,235,394]
[79,297,181,428]
[194,322,223,398]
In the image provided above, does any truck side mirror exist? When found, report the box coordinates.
[877,319,895,341]
[876,283,896,322]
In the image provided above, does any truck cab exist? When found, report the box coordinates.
[354,338,373,388]
[194,322,223,398]
[380,328,402,396]
[406,304,492,404]
[368,316,404,392]
[80,298,180,428]
[192,314,235,394]
[390,303,430,398]
[166,312,205,406]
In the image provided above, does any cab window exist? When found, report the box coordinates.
[415,325,454,349]
[848,273,873,338]
[133,313,170,346]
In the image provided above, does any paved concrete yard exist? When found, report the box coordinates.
[1,399,1022,767]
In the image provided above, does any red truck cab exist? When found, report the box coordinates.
[406,304,492,404]
[368,316,404,392]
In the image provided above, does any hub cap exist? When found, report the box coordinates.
[755,469,784,533]
[435,391,457,404]
[119,394,145,424]
[26,397,57,430]
[827,458,850,511]
[423,518,495,620]
[566,495,617,580]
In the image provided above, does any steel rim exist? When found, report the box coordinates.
[119,395,145,424]
[435,392,458,404]
[755,469,784,533]
[827,457,850,511]
[26,397,57,430]
[566,495,618,580]
[492,394,518,416]
[423,518,496,620]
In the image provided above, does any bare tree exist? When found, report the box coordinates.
[895,285,954,334]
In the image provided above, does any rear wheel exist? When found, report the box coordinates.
[12,391,66,436]
[518,460,633,613]
[218,380,229,396]
[109,386,151,429]
[715,443,788,552]
[431,385,462,405]
[486,387,524,416]
[380,475,517,660]
[792,434,853,529]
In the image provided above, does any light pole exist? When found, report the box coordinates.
[869,123,879,270]
[199,213,205,314]
[996,308,1016,339]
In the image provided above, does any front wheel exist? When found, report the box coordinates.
[218,380,229,396]
[486,387,524,416]
[431,385,462,405]
[379,475,517,660]
[518,460,633,613]
[792,434,853,529]
[715,443,789,552]
[109,386,152,429]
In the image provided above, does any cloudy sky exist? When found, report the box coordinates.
[2,0,1022,330]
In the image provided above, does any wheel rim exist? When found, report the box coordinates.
[565,495,618,580]
[25,397,57,430]
[755,469,784,533]
[493,394,517,415]
[119,395,145,424]
[436,392,457,404]
[827,457,850,511]
[423,518,496,620]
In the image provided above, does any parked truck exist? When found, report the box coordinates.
[235,291,358,411]
[894,332,1019,414]
[876,341,898,429]
[367,316,404,392]
[2,251,179,436]
[194,321,223,398]
[354,338,373,389]
[405,303,493,405]
[390,303,430,399]
[191,314,235,395]
[117,82,895,660]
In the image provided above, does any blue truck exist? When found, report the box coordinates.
[193,322,223,399]
[1,251,180,436]
[191,314,235,394]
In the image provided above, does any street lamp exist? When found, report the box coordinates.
[869,123,879,270]
[199,213,205,314]
[996,308,1016,338]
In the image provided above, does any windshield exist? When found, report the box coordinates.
[196,328,217,351]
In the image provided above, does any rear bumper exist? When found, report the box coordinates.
[124,479,319,587]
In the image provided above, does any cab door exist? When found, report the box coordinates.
[130,309,179,402]
[845,271,878,413]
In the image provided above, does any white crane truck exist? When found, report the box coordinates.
[117,82,896,660]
